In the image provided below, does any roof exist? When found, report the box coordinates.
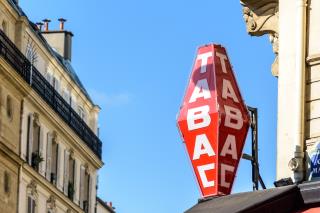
[97,197,116,213]
[54,52,93,103]
[6,0,94,104]
[185,181,320,213]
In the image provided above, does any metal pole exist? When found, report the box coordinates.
[243,106,266,190]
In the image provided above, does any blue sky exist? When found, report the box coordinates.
[21,1,278,212]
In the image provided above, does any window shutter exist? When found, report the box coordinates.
[38,126,45,175]
[79,165,85,209]
[87,174,92,212]
[32,198,36,213]
[53,77,60,93]
[73,160,79,204]
[56,143,61,190]
[64,150,70,195]
[27,114,34,164]
[27,196,32,213]
[46,133,52,181]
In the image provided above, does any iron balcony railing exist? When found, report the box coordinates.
[0,30,102,159]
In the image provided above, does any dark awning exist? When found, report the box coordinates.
[185,181,320,213]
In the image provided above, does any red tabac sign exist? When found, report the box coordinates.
[177,44,250,197]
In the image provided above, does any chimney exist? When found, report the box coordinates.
[41,18,73,61]
[36,22,43,31]
[42,19,51,31]
[58,18,66,30]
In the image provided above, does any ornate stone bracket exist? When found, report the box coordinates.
[241,0,279,77]
[47,195,56,211]
[27,180,38,198]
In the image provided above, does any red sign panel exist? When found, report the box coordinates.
[177,44,250,197]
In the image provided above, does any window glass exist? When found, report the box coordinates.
[27,196,36,213]
[6,95,13,119]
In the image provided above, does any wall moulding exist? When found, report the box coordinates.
[240,0,279,77]
[307,54,320,66]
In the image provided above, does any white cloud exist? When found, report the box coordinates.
[88,89,132,107]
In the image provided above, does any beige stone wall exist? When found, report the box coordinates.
[0,152,19,213]
[0,75,22,154]
[241,0,320,181]
[97,202,113,213]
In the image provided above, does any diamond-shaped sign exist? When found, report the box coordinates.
[177,44,250,197]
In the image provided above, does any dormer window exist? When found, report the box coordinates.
[78,106,86,122]
[45,72,53,85]
[52,77,60,93]
[62,89,70,104]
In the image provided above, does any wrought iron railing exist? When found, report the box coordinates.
[0,30,102,159]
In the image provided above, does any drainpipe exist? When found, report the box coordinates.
[290,0,307,183]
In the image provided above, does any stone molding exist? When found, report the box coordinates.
[307,54,320,66]
[241,0,279,76]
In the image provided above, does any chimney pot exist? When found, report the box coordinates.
[36,22,44,31]
[42,19,51,31]
[58,18,67,31]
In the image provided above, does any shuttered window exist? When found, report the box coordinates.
[27,114,34,164]
[27,196,36,213]
[63,150,70,195]
[79,165,85,209]
[46,133,53,181]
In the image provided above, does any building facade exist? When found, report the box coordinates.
[240,0,320,183]
[96,198,115,213]
[0,0,104,213]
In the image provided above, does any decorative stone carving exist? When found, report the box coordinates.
[241,0,279,77]
[47,195,56,210]
[52,130,58,143]
[27,180,38,197]
[33,112,40,125]
[69,148,74,159]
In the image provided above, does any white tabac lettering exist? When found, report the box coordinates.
[198,164,215,188]
[222,79,239,103]
[224,105,243,130]
[189,79,211,103]
[193,134,215,160]
[220,135,237,160]
[187,105,211,131]
[197,52,213,74]
[220,164,235,188]
[216,52,228,74]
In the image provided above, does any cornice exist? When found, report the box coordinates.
[307,54,320,66]
[240,0,279,77]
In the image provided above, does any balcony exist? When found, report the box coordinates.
[0,30,102,159]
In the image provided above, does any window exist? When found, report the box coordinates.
[70,95,77,110]
[6,95,13,120]
[52,77,60,93]
[50,141,58,186]
[26,114,43,172]
[80,166,90,213]
[27,196,36,213]
[68,156,75,200]
[45,72,53,85]
[78,106,87,122]
[4,171,10,194]
[62,89,70,103]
